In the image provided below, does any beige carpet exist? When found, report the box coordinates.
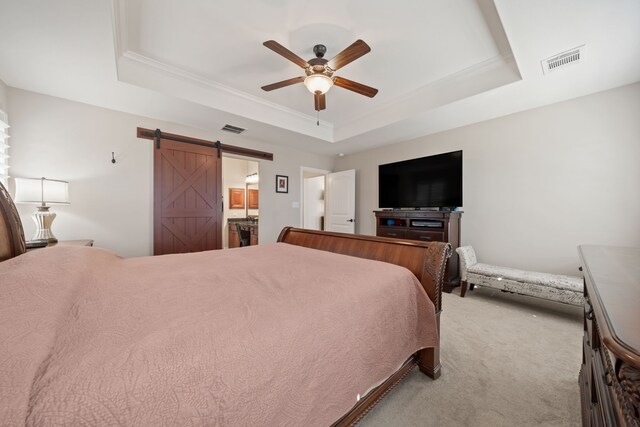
[360,286,583,427]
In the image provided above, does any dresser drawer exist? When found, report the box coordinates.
[377,228,407,239]
[407,230,445,242]
[592,349,619,427]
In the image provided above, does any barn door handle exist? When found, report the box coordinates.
[347,219,354,222]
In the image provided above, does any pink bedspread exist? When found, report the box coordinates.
[0,243,437,426]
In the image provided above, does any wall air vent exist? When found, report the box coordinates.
[541,45,585,75]
[221,124,246,134]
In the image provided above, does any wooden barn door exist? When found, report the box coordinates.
[154,139,222,255]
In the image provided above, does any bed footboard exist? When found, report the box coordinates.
[278,227,450,312]
[279,227,450,426]
[277,227,451,379]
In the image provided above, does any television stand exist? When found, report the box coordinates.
[392,207,441,211]
[374,210,462,292]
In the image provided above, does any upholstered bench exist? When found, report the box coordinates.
[456,246,584,306]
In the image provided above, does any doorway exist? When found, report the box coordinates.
[302,168,328,230]
[300,167,356,233]
[145,127,272,255]
[222,156,259,248]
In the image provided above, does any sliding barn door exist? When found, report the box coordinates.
[154,139,222,255]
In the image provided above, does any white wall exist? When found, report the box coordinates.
[335,83,640,275]
[0,80,11,187]
[8,88,334,257]
[0,78,7,112]
[9,83,639,271]
[303,176,325,230]
[0,78,8,188]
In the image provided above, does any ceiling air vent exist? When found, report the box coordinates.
[221,124,246,134]
[541,45,585,75]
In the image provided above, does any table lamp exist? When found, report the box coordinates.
[14,177,69,243]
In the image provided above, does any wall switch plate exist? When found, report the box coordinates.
[292,201,300,208]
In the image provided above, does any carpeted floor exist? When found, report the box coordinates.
[360,286,583,427]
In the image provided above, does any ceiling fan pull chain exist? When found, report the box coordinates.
[317,110,319,126]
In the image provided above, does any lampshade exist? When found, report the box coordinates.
[303,74,333,95]
[245,173,259,184]
[14,177,69,205]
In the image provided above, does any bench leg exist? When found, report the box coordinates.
[460,280,468,297]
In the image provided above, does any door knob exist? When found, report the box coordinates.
[347,219,355,222]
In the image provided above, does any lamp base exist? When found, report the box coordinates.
[31,206,58,243]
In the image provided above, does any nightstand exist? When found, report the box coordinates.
[48,240,94,247]
[26,239,94,251]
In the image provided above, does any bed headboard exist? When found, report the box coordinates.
[0,181,26,261]
[277,227,451,313]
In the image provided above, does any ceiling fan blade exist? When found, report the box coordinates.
[263,40,309,69]
[333,76,378,98]
[327,39,371,71]
[314,92,326,111]
[261,76,305,91]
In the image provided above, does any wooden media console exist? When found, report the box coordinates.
[374,210,462,292]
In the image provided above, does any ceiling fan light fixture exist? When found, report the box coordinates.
[304,74,333,95]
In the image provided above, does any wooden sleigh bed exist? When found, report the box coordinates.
[0,182,451,426]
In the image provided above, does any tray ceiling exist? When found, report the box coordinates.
[0,0,638,155]
[113,0,520,143]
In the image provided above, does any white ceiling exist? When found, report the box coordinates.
[0,0,639,156]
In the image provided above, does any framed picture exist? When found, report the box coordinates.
[276,175,288,193]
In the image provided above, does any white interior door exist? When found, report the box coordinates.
[325,169,356,234]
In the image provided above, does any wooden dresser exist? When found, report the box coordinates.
[374,210,462,292]
[578,245,640,427]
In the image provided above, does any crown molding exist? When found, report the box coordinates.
[109,0,126,79]
[335,51,522,141]
[116,51,335,140]
[121,51,332,129]
[110,0,334,141]
[110,0,521,144]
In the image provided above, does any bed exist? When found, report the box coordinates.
[0,182,451,426]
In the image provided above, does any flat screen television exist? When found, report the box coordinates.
[378,150,462,209]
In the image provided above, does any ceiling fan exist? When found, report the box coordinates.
[261,39,378,117]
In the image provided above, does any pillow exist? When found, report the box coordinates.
[0,181,26,261]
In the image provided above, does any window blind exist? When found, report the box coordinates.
[0,111,9,187]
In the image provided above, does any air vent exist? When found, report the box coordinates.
[541,45,585,75]
[221,124,246,134]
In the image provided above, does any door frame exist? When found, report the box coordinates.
[299,166,331,229]
[222,154,261,248]
[139,128,272,253]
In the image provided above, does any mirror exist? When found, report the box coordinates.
[245,170,259,221]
